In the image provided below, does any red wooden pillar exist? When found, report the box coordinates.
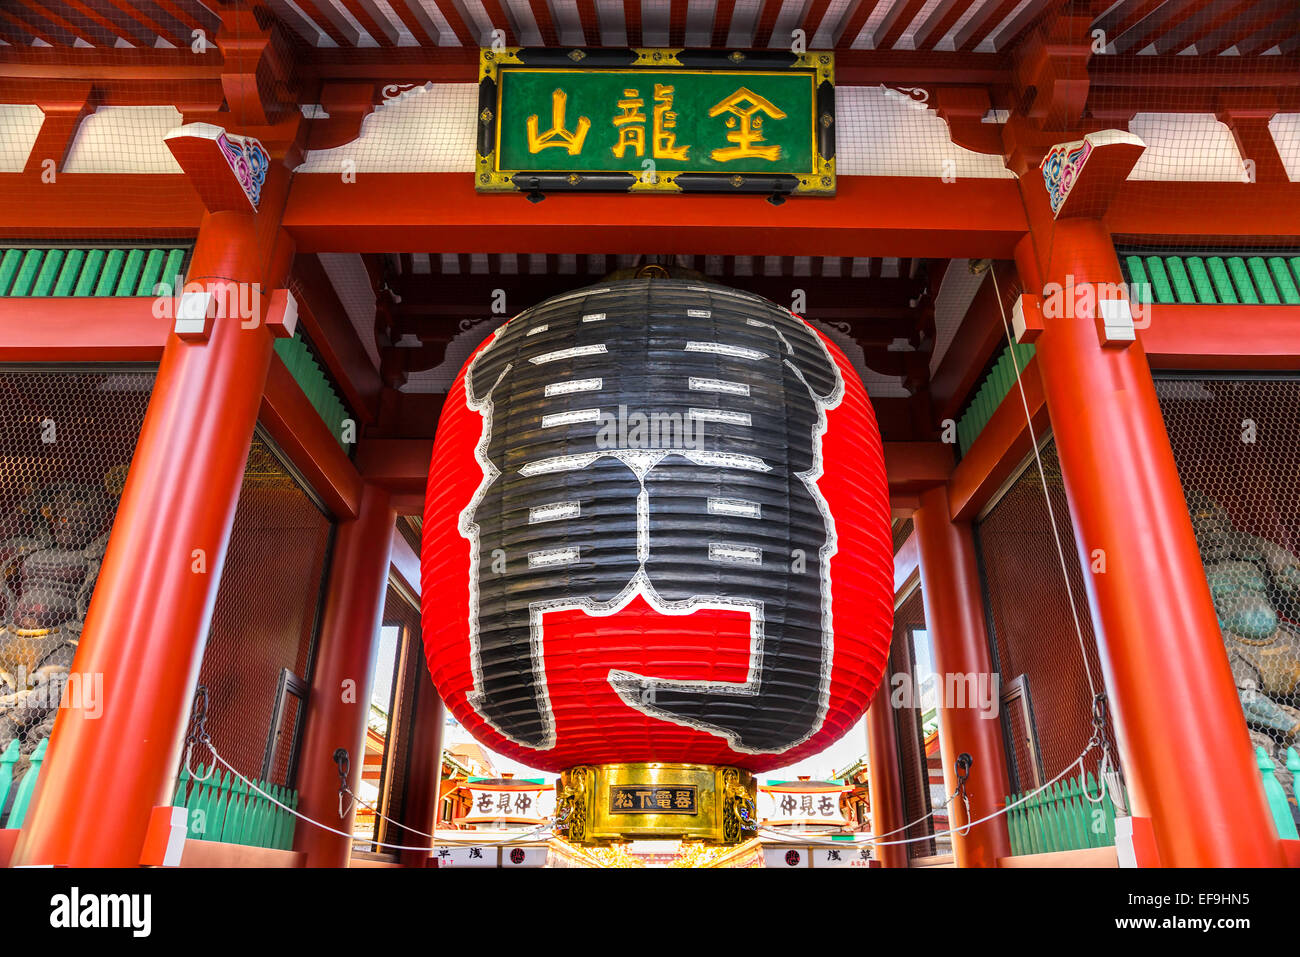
[913,485,1011,867]
[293,483,396,868]
[1016,214,1285,867]
[13,188,292,868]
[865,677,909,868]
[398,668,446,867]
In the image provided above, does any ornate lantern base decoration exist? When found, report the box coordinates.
[554,763,758,845]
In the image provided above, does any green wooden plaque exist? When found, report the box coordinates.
[476,48,836,197]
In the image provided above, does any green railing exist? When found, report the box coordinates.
[1007,749,1300,856]
[171,765,299,850]
[0,737,47,829]
[1258,746,1300,840]
[1005,771,1127,856]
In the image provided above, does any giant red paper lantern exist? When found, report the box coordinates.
[422,278,893,774]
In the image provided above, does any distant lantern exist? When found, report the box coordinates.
[422,278,893,843]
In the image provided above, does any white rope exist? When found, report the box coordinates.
[988,262,1098,702]
[760,744,1094,850]
[203,746,553,853]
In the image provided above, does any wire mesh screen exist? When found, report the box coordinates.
[0,367,154,801]
[1155,375,1300,804]
[195,433,333,789]
[976,439,1118,791]
[891,517,913,554]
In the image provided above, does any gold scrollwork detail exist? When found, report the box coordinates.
[629,171,681,192]
[476,152,515,190]
[479,46,524,82]
[792,50,836,85]
[722,768,759,842]
[632,47,683,66]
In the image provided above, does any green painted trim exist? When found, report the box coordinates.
[1119,251,1300,305]
[956,340,1035,458]
[1185,257,1217,303]
[6,738,47,829]
[1258,746,1299,839]
[0,246,189,297]
[274,333,354,452]
[1268,257,1300,304]
[32,249,65,296]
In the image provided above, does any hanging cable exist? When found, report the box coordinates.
[761,741,1096,850]
[182,686,214,783]
[188,728,555,853]
[988,261,1099,703]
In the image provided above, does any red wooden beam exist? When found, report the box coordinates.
[1232,8,1298,55]
[1179,0,1291,55]
[527,0,558,44]
[622,0,642,46]
[1110,0,1204,54]
[390,522,422,596]
[387,0,444,45]
[1,4,79,47]
[575,0,601,44]
[838,0,887,47]
[751,0,785,48]
[1091,0,1166,41]
[295,0,358,47]
[22,81,94,174]
[478,0,518,44]
[339,0,401,45]
[873,0,927,51]
[355,437,434,495]
[0,174,204,237]
[893,527,918,595]
[1139,304,1300,370]
[668,0,689,47]
[1150,0,1249,55]
[260,352,364,520]
[928,262,1021,423]
[883,440,953,495]
[802,0,834,43]
[953,0,1022,52]
[1107,182,1300,240]
[48,0,126,47]
[908,0,966,49]
[0,296,170,360]
[99,0,186,48]
[291,253,384,423]
[150,0,216,36]
[282,172,1028,257]
[711,0,736,46]
[947,357,1048,521]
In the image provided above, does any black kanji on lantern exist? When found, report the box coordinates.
[461,280,843,756]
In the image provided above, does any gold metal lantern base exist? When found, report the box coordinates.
[554,763,757,845]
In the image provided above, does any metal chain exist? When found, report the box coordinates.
[182,685,214,783]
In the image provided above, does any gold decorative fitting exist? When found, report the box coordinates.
[730,175,745,187]
[729,51,745,62]
[820,112,833,128]
[567,173,581,184]
[568,49,586,61]
[480,108,494,124]
[632,47,683,66]
[555,763,756,845]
